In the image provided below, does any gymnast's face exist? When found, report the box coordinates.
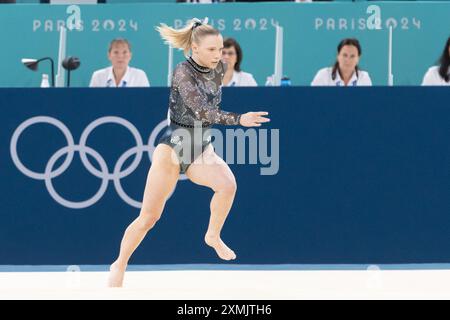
[108,42,132,70]
[337,45,360,74]
[192,34,224,69]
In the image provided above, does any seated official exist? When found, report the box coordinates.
[221,37,257,87]
[90,38,150,88]
[311,38,372,86]
[422,36,450,86]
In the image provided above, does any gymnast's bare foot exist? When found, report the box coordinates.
[205,234,237,261]
[108,261,126,288]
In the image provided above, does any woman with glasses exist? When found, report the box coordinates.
[222,38,257,87]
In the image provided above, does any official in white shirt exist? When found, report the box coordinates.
[221,37,257,87]
[422,36,450,86]
[176,0,230,3]
[311,38,372,86]
[90,38,150,88]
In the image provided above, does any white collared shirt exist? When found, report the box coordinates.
[184,0,217,2]
[89,66,150,88]
[421,66,450,86]
[224,70,258,87]
[311,67,372,86]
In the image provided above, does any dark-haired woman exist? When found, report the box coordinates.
[222,37,257,87]
[422,36,450,86]
[311,38,372,86]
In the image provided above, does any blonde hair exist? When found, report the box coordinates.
[156,19,219,56]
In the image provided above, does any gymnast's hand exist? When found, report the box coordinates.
[239,112,270,127]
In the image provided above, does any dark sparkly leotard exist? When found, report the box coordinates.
[158,57,242,174]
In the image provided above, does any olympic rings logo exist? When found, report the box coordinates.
[10,116,182,209]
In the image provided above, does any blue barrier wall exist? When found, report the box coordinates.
[1,2,450,87]
[0,87,449,265]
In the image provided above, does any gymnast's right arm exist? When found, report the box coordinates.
[172,64,241,125]
[172,64,270,127]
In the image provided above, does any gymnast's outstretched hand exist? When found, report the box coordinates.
[239,111,270,127]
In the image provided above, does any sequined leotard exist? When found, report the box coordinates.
[158,57,242,173]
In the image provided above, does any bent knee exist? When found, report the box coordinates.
[138,211,162,230]
[216,178,237,195]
